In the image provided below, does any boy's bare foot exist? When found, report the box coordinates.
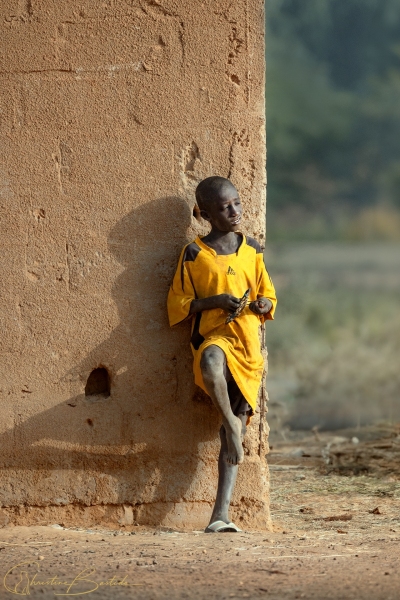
[225,416,244,465]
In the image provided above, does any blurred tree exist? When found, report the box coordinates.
[266,0,400,238]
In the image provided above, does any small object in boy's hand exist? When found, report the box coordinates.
[225,288,251,324]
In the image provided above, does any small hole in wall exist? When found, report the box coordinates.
[85,367,110,398]
[87,418,93,427]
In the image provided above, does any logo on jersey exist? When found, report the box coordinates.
[227,266,236,275]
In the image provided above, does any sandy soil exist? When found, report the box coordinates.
[1,428,400,600]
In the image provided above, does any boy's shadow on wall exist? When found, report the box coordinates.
[0,197,217,524]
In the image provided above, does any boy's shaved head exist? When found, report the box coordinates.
[195,176,237,211]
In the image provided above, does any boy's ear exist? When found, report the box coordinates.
[193,205,202,222]
[200,209,211,222]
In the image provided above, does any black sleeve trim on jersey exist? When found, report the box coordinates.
[190,312,205,350]
[181,242,201,291]
[246,237,262,254]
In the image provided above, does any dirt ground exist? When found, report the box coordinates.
[1,427,400,600]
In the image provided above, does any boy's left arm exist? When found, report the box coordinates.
[249,254,277,321]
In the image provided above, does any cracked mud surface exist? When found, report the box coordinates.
[2,428,400,599]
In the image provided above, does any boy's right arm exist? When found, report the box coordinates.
[189,294,241,314]
[168,245,240,325]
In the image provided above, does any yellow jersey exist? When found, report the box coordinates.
[167,234,277,411]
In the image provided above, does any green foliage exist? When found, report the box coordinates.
[266,0,400,238]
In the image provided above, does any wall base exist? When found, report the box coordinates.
[0,500,272,532]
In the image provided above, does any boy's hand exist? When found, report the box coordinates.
[215,293,241,312]
[249,297,272,315]
[189,294,241,314]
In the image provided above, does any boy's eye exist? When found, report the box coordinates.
[220,200,240,211]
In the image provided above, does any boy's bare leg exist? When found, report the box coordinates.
[200,345,244,465]
[208,414,247,525]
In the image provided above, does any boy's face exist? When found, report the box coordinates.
[200,185,242,232]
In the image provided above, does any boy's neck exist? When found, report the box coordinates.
[201,230,242,255]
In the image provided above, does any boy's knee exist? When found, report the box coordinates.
[200,345,225,377]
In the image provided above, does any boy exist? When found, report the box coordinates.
[167,176,277,532]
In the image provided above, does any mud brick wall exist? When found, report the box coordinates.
[0,0,270,530]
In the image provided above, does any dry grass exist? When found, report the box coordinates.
[346,207,400,241]
[268,206,400,242]
[264,242,400,431]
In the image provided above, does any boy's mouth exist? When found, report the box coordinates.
[231,216,241,225]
